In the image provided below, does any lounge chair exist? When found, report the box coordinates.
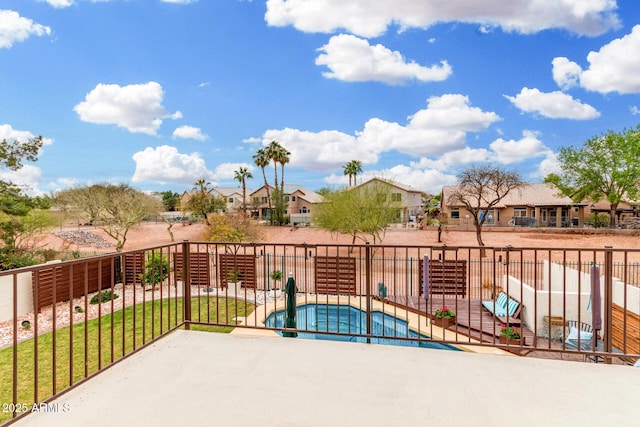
[565,320,600,362]
[481,292,522,325]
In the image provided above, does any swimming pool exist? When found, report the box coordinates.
[264,303,459,351]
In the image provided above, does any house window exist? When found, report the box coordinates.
[261,197,267,203]
[301,206,308,213]
[514,208,527,217]
[391,193,401,202]
[451,208,460,219]
[228,197,234,203]
[542,209,547,221]
[253,197,259,204]
[291,195,296,202]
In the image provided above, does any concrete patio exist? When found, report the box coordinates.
[11,330,640,427]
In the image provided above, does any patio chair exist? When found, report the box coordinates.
[564,320,599,362]
[481,292,522,325]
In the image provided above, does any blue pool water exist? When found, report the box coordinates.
[264,303,459,351]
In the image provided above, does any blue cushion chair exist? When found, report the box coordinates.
[481,292,522,325]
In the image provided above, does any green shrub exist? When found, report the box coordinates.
[589,212,610,228]
[0,248,39,271]
[39,248,58,261]
[142,252,170,285]
[90,290,119,305]
[269,269,283,290]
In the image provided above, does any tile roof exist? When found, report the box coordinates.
[355,177,424,194]
[443,183,580,208]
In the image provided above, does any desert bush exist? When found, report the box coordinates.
[589,213,610,228]
[90,290,119,305]
[142,252,170,285]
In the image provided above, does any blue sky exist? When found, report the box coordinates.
[2,1,640,196]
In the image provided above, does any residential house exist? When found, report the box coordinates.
[589,199,640,225]
[353,178,425,224]
[180,187,252,214]
[212,187,252,212]
[441,183,589,228]
[249,184,324,224]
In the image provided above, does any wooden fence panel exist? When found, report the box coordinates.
[314,256,356,296]
[612,303,640,355]
[33,259,113,310]
[123,252,145,285]
[218,254,256,288]
[174,252,211,286]
[419,259,467,298]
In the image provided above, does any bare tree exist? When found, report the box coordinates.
[448,166,523,255]
[56,183,161,251]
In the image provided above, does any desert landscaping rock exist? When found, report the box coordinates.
[53,230,114,248]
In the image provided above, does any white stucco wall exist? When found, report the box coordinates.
[505,260,640,336]
[0,271,34,322]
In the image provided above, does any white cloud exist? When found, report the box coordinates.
[489,130,549,164]
[212,163,255,181]
[552,57,582,90]
[413,147,490,171]
[505,87,600,120]
[322,128,552,193]
[38,0,74,8]
[631,106,640,115]
[263,94,499,171]
[132,145,215,185]
[359,94,500,157]
[0,164,43,195]
[265,0,620,38]
[579,25,640,94]
[242,136,262,145]
[325,164,457,194]
[0,10,52,49]
[74,82,181,135]
[0,124,53,147]
[316,34,451,85]
[173,125,208,141]
[262,128,376,171]
[536,151,561,178]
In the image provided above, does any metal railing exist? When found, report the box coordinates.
[1,241,639,425]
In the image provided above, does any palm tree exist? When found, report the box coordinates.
[253,148,271,218]
[233,167,253,217]
[266,140,282,192]
[189,179,214,225]
[277,146,291,193]
[351,160,363,185]
[343,160,363,187]
[343,163,353,186]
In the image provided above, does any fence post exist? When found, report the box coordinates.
[365,242,371,343]
[182,240,191,330]
[604,246,613,363]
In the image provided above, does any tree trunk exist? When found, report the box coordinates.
[166,223,175,242]
[242,182,247,217]
[261,168,271,219]
[609,203,618,227]
[475,224,486,257]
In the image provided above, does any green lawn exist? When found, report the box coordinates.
[0,297,254,423]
